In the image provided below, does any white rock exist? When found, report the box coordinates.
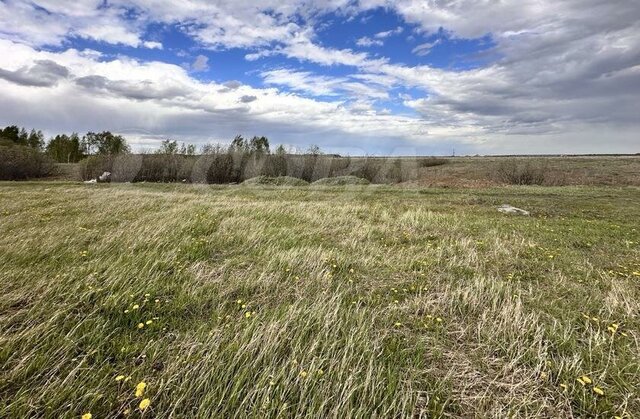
[98,171,111,182]
[497,204,530,216]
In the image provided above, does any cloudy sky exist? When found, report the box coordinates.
[1,0,639,155]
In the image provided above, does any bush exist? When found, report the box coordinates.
[417,157,447,168]
[495,161,547,185]
[242,176,309,186]
[312,176,370,186]
[0,143,55,180]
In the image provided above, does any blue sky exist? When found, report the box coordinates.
[0,0,638,154]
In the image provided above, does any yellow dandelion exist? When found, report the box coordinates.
[115,375,125,381]
[132,304,139,310]
[317,369,324,375]
[139,398,151,410]
[135,381,146,397]
[244,312,252,318]
[137,323,144,329]
[593,386,604,396]
[299,371,308,378]
[81,413,92,419]
[581,375,592,385]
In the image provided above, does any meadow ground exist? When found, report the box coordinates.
[1,182,639,418]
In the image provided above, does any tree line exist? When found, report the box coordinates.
[0,125,295,163]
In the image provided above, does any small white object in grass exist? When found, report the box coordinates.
[497,204,530,216]
[98,171,111,182]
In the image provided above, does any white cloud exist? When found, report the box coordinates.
[0,40,443,153]
[191,55,210,72]
[374,26,403,39]
[261,68,388,99]
[356,37,383,47]
[143,41,163,49]
[0,0,639,153]
[411,40,440,56]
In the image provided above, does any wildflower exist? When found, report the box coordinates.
[139,398,151,410]
[236,299,242,304]
[115,375,125,381]
[81,413,92,419]
[245,312,252,318]
[132,304,139,310]
[124,408,131,415]
[299,371,308,378]
[559,383,567,391]
[593,386,604,395]
[349,268,354,273]
[436,317,443,322]
[394,322,402,327]
[144,293,150,297]
[137,323,144,329]
[154,299,160,303]
[124,309,130,313]
[577,377,586,386]
[124,376,132,382]
[145,320,153,325]
[580,375,592,384]
[317,369,324,375]
[135,381,147,397]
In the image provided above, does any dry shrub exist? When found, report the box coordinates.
[0,143,55,180]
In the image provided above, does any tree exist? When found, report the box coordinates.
[46,133,84,163]
[83,131,130,155]
[0,126,28,146]
[249,136,270,154]
[306,144,322,155]
[27,129,45,150]
[230,135,248,152]
[275,144,286,156]
[179,142,196,155]
[156,139,179,154]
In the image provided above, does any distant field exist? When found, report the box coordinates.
[1,183,639,418]
[56,155,640,187]
[409,156,640,187]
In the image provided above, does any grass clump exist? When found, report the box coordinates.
[242,175,309,186]
[311,175,370,186]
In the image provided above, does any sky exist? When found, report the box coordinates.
[0,0,639,155]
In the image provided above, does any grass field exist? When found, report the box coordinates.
[1,182,639,418]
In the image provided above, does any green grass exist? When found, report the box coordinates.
[1,182,639,418]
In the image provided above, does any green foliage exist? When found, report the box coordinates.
[46,133,84,163]
[0,125,44,149]
[83,131,130,155]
